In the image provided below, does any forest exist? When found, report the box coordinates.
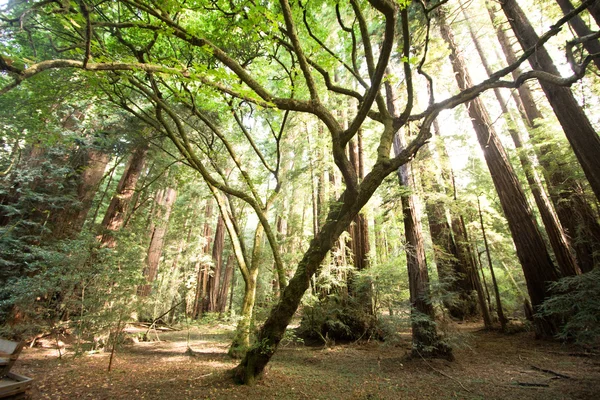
[0,0,599,398]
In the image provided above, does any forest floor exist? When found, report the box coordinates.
[10,321,600,399]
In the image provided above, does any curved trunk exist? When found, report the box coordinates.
[229,267,258,358]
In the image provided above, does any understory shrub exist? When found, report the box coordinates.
[539,268,600,346]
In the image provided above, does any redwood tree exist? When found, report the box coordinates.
[438,7,561,336]
[500,0,600,203]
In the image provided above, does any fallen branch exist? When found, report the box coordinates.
[530,365,571,379]
[144,300,184,338]
[514,382,549,387]
[546,351,598,358]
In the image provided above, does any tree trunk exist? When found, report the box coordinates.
[500,0,600,203]
[386,79,452,358]
[228,212,267,358]
[438,8,560,337]
[218,254,235,314]
[193,199,214,319]
[477,197,508,331]
[463,4,580,277]
[452,212,493,328]
[347,132,373,315]
[490,1,600,273]
[394,129,452,358]
[274,214,288,297]
[589,1,600,26]
[51,148,109,239]
[208,215,225,312]
[100,145,147,248]
[348,135,371,273]
[229,266,258,358]
[419,140,478,320]
[138,187,177,296]
[430,120,484,321]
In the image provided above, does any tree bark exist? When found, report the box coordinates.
[51,147,109,239]
[274,214,288,297]
[589,1,600,26]
[463,4,580,277]
[208,215,225,312]
[394,129,451,358]
[438,8,560,337]
[452,212,493,328]
[192,199,213,319]
[419,128,479,320]
[218,254,235,314]
[490,1,600,273]
[386,80,452,358]
[100,145,147,248]
[500,0,600,204]
[431,121,485,321]
[477,197,508,331]
[138,187,177,296]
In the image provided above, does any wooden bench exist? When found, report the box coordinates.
[0,340,23,379]
[0,339,32,399]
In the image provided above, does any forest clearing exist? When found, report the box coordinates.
[2,0,600,396]
[12,322,600,399]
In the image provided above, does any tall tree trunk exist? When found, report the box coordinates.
[229,220,263,358]
[500,0,600,203]
[490,1,600,272]
[273,214,288,298]
[431,120,485,322]
[453,212,493,328]
[394,129,451,358]
[208,215,225,312]
[138,187,177,296]
[386,80,452,358]
[100,145,147,248]
[218,254,235,314]
[438,8,560,337]
[477,197,508,331]
[419,137,478,320]
[463,4,580,277]
[202,186,259,360]
[193,199,213,319]
[347,131,373,316]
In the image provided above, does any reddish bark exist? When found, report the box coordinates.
[100,145,147,248]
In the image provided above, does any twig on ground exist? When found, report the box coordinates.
[514,382,550,387]
[530,365,571,379]
[190,373,213,381]
[546,351,598,358]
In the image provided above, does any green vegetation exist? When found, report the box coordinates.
[0,0,599,393]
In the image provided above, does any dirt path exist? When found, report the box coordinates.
[11,323,600,399]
